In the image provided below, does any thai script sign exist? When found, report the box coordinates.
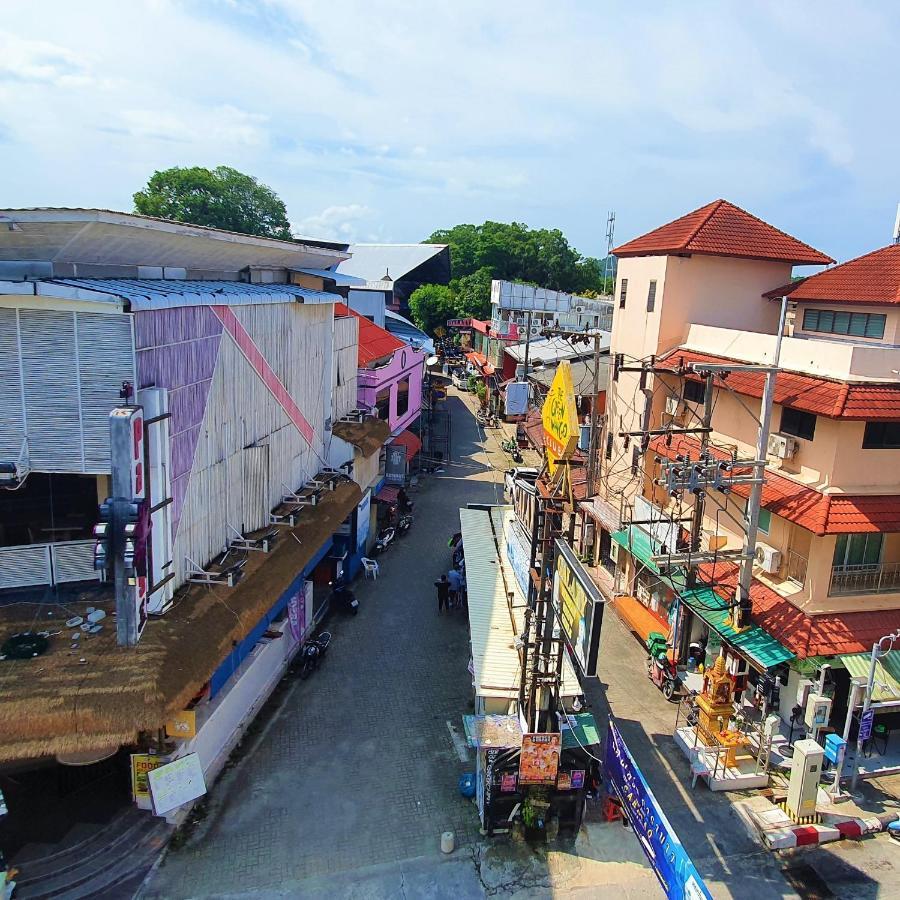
[605,719,713,900]
[541,361,579,474]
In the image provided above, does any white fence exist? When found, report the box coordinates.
[0,540,99,590]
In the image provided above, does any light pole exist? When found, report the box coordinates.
[850,629,900,793]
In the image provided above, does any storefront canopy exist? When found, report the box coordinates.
[390,429,421,461]
[612,526,662,575]
[683,586,795,670]
[841,650,900,703]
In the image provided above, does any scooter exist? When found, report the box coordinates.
[329,578,359,616]
[299,631,332,679]
[373,525,396,555]
[647,652,680,701]
[500,438,524,463]
[396,513,414,537]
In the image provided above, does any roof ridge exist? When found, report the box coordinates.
[687,198,726,245]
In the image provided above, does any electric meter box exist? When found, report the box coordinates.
[787,738,824,820]
[804,694,832,730]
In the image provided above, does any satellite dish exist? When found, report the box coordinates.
[426,355,439,367]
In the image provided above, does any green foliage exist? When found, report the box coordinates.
[134,165,293,239]
[450,266,494,320]
[408,283,457,335]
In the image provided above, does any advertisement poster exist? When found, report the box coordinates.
[606,718,713,900]
[518,733,561,785]
[384,444,407,485]
[571,770,585,789]
[557,771,572,791]
[288,580,313,644]
[147,752,207,817]
[541,361,579,474]
[356,490,371,552]
[501,774,517,793]
[131,753,164,803]
[552,539,604,677]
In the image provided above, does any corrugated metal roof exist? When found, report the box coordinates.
[292,267,367,286]
[460,506,579,699]
[841,650,900,703]
[46,278,339,311]
[505,336,609,365]
[338,243,447,282]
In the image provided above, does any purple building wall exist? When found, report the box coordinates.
[357,346,425,434]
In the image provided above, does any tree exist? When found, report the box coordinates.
[409,283,458,335]
[451,266,494,320]
[134,165,293,239]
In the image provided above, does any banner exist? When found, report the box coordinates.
[552,539,604,677]
[605,719,713,900]
[518,733,561,785]
[356,490,371,552]
[288,580,312,644]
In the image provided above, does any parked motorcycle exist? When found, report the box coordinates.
[647,653,681,701]
[329,578,359,616]
[396,513,414,537]
[372,525,396,555]
[501,438,524,463]
[299,631,332,679]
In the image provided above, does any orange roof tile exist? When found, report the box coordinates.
[764,244,900,306]
[649,433,900,535]
[658,348,900,420]
[612,199,833,265]
[334,303,405,367]
[697,562,900,658]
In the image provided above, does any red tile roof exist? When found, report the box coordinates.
[334,303,405,367]
[649,433,900,535]
[612,199,833,265]
[698,562,900,658]
[764,244,900,306]
[390,429,421,461]
[658,348,900,420]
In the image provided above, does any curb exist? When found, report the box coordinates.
[764,812,900,849]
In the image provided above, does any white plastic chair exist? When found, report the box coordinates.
[361,557,379,580]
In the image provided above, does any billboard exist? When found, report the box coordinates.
[541,362,579,475]
[606,719,713,900]
[504,381,529,416]
[505,519,532,597]
[552,538,604,677]
[518,733,561,785]
[384,443,407,484]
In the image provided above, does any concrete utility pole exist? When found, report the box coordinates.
[522,310,533,383]
[585,332,604,499]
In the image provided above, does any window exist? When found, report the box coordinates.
[605,432,614,460]
[646,280,657,312]
[833,533,883,569]
[375,387,390,421]
[862,421,900,449]
[396,378,410,417]
[619,278,628,309]
[780,407,817,441]
[757,508,772,534]
[802,308,886,340]
[683,380,705,404]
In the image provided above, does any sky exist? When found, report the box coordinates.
[1,0,897,265]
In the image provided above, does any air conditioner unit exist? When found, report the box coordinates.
[529,325,541,336]
[575,305,584,313]
[664,396,682,417]
[767,433,798,459]
[755,543,782,574]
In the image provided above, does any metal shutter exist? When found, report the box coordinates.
[0,308,24,461]
[0,544,52,589]
[51,541,100,583]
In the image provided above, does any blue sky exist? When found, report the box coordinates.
[1,0,897,265]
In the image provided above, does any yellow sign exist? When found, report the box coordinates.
[165,709,197,740]
[131,753,164,801]
[541,361,579,474]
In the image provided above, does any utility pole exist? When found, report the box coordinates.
[522,310,533,383]
[585,332,603,499]
[686,373,715,587]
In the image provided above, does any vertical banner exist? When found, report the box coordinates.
[356,490,371,552]
[287,580,313,645]
[605,718,713,900]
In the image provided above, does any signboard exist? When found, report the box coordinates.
[557,771,572,790]
[110,405,145,500]
[501,773,518,793]
[504,381,529,416]
[552,538,605,678]
[147,752,207,817]
[356,490,371,552]
[131,753,164,803]
[165,709,197,740]
[571,769,585,789]
[288,580,312,644]
[384,443,407,485]
[541,361,579,475]
[447,318,473,328]
[129,574,149,641]
[505,520,532,597]
[606,719,713,900]
[858,708,875,743]
[518,733,561,785]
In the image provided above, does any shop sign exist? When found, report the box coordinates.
[505,520,532,597]
[552,539,605,678]
[518,733,561,785]
[384,443,407,485]
[131,753,165,802]
[147,752,207,817]
[165,709,197,740]
[541,361,579,475]
[858,709,875,743]
[606,719,713,900]
[447,318,473,328]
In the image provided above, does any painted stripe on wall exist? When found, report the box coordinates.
[211,305,315,445]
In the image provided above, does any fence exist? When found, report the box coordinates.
[0,540,99,590]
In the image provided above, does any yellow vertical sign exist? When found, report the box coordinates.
[541,361,579,474]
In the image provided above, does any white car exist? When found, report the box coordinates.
[451,372,470,391]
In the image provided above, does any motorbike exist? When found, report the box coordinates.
[329,578,359,616]
[299,631,332,679]
[373,525,396,555]
[396,513,414,536]
[647,652,681,701]
[501,438,524,463]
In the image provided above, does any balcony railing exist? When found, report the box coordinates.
[785,549,808,587]
[830,561,900,596]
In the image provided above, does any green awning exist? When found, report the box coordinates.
[841,651,900,703]
[561,712,601,750]
[682,586,795,670]
[611,526,660,574]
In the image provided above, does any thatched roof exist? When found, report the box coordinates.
[0,479,361,764]
[331,417,390,458]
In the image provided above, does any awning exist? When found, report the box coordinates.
[612,526,662,575]
[390,429,421,461]
[374,485,400,504]
[841,650,900,703]
[683,586,795,670]
[331,417,391,458]
[465,351,495,374]
[561,713,601,750]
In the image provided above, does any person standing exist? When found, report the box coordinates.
[434,574,451,614]
[447,568,462,608]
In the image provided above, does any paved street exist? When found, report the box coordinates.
[143,389,894,899]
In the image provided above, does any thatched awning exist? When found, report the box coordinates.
[331,418,390,458]
[0,479,361,765]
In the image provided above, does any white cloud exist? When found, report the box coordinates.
[0,30,92,86]
[293,204,373,241]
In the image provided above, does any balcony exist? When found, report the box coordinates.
[785,548,808,587]
[830,561,900,596]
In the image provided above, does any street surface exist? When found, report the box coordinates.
[144,390,898,899]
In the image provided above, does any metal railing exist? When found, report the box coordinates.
[785,548,808,586]
[830,561,900,596]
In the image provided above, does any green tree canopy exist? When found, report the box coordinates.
[408,283,458,335]
[134,165,293,239]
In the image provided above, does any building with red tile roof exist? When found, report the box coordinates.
[335,302,405,367]
[612,199,833,265]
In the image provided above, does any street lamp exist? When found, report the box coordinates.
[850,629,900,793]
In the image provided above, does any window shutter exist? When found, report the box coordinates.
[647,280,657,312]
